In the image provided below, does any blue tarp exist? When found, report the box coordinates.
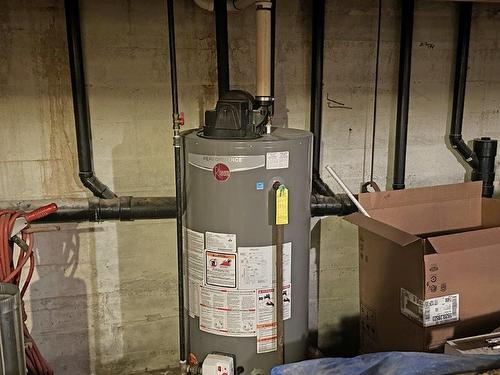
[272,352,500,375]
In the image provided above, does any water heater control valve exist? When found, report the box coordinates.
[202,354,234,375]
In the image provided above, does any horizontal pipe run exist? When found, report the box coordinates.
[310,193,357,217]
[0,195,355,222]
[0,197,177,223]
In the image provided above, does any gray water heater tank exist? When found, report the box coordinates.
[182,127,312,374]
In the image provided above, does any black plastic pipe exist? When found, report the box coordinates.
[309,0,335,197]
[214,0,230,97]
[310,194,357,217]
[310,0,326,179]
[0,197,177,223]
[167,0,187,366]
[449,2,479,170]
[472,137,497,197]
[0,195,353,221]
[392,0,414,190]
[64,0,116,199]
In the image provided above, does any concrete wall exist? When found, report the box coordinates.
[0,0,500,373]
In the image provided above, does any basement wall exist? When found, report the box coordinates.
[0,0,499,373]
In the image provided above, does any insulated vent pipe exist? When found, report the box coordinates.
[256,0,273,105]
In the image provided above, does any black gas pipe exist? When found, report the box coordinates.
[271,0,276,107]
[167,0,187,369]
[392,0,414,191]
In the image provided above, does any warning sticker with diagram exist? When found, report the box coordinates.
[205,251,237,288]
[237,243,291,290]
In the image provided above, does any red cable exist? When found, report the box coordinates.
[0,206,56,375]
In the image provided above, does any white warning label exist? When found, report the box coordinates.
[283,284,292,320]
[186,228,205,317]
[238,243,291,290]
[205,251,237,288]
[401,288,459,327]
[199,287,256,337]
[266,151,289,170]
[206,231,237,253]
[256,288,277,353]
[255,284,292,354]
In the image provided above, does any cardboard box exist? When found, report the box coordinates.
[345,181,500,352]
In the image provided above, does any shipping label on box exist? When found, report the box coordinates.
[401,288,459,327]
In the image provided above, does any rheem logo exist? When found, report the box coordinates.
[213,163,230,182]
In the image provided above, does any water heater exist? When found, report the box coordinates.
[182,107,312,373]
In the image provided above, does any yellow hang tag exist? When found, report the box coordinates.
[276,185,289,225]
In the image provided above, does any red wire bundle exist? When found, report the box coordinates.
[0,209,54,375]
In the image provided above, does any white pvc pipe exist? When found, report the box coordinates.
[325,165,371,217]
[193,0,256,12]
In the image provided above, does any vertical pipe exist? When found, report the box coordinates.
[168,1,179,115]
[270,0,276,105]
[214,0,230,97]
[392,0,414,190]
[64,0,116,199]
[451,2,471,140]
[449,2,479,170]
[310,0,325,178]
[256,1,273,102]
[167,0,186,367]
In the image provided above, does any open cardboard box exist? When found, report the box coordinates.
[345,181,500,352]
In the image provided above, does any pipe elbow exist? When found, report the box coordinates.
[80,173,117,199]
[449,134,462,147]
[310,193,357,217]
[448,135,480,169]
